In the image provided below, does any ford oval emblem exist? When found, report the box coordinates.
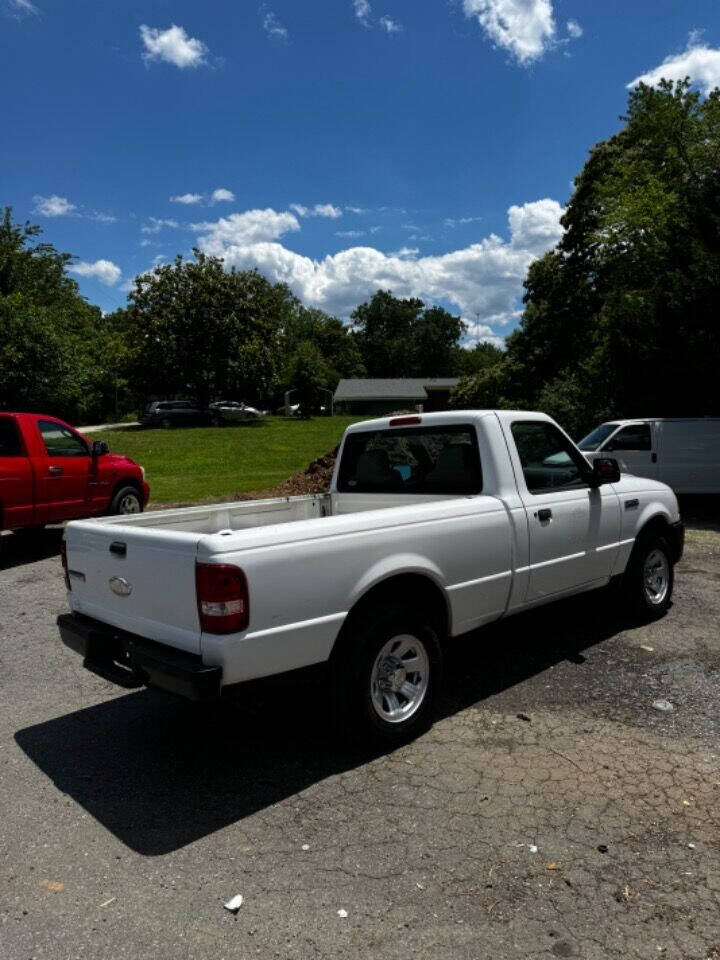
[109,576,132,597]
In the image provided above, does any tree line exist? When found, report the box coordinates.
[0,212,499,423]
[2,81,718,432]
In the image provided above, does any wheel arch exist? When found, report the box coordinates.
[108,478,143,511]
[329,569,451,667]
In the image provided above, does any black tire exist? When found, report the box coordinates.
[330,603,443,748]
[621,533,674,621]
[109,485,143,516]
[161,418,173,430]
[211,415,223,427]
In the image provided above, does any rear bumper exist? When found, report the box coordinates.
[57,612,222,701]
[669,520,685,564]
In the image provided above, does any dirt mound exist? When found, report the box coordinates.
[235,446,339,500]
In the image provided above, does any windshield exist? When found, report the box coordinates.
[577,423,619,451]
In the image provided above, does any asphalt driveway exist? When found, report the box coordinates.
[1,527,718,960]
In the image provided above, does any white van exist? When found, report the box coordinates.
[578,419,720,494]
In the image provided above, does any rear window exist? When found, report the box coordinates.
[338,424,482,495]
[0,419,23,457]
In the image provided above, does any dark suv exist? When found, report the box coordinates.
[139,401,210,429]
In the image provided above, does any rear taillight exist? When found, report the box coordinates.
[196,563,249,634]
[60,540,71,591]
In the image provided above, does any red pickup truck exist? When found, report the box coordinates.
[0,412,149,532]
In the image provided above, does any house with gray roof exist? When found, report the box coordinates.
[334,378,460,416]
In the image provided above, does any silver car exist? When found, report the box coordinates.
[209,401,264,425]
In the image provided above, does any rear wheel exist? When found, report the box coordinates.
[331,604,443,747]
[109,486,143,516]
[621,533,674,621]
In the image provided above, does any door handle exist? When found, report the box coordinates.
[535,508,552,522]
[49,466,63,476]
[651,453,657,463]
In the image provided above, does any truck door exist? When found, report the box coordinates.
[0,417,34,529]
[508,420,621,601]
[601,422,658,480]
[35,419,92,523]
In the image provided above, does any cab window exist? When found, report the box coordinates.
[605,424,651,452]
[511,421,589,494]
[0,419,23,457]
[338,425,482,495]
[39,421,89,458]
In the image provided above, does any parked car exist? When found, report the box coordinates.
[139,401,209,429]
[208,400,264,425]
[58,410,682,746]
[578,418,720,494]
[0,412,149,534]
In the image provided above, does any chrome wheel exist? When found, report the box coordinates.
[643,548,669,606]
[118,493,141,514]
[370,634,429,724]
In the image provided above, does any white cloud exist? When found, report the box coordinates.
[90,211,117,223]
[192,208,300,248]
[193,198,564,326]
[9,0,38,15]
[353,0,372,27]
[262,10,288,42]
[140,24,209,69]
[69,259,122,286]
[628,38,720,96]
[445,216,482,227]
[389,247,419,259]
[211,187,235,203]
[33,195,77,217]
[346,206,367,214]
[462,321,506,349]
[141,217,180,234]
[462,0,556,65]
[566,19,582,39]
[379,16,402,34]
[171,192,203,205]
[290,203,343,219]
[336,230,366,239]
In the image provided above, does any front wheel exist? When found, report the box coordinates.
[331,604,443,747]
[109,486,143,516]
[621,534,674,621]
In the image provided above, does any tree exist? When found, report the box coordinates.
[280,306,365,388]
[0,207,118,423]
[122,252,297,407]
[452,340,504,378]
[453,79,720,434]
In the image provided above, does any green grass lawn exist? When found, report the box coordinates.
[95,417,362,503]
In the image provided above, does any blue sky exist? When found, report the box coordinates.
[3,0,719,343]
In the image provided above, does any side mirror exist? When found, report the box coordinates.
[590,457,620,485]
[92,440,109,457]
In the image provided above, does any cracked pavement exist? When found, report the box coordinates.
[1,527,718,959]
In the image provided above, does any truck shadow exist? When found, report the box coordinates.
[15,590,625,857]
[0,528,64,571]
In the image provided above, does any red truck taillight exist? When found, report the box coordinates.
[60,540,71,591]
[196,563,249,634]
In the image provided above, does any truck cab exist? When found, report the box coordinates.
[0,412,149,532]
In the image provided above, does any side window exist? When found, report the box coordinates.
[511,421,588,495]
[38,421,89,458]
[606,424,651,452]
[0,419,23,457]
[338,425,482,495]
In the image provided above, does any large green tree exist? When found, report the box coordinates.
[119,252,297,408]
[0,207,119,423]
[351,290,466,377]
[453,80,720,436]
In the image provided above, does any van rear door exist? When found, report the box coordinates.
[657,420,720,494]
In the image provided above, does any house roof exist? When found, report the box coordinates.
[334,378,460,401]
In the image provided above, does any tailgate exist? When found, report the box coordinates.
[63,520,203,655]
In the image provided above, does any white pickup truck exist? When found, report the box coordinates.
[58,411,684,745]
